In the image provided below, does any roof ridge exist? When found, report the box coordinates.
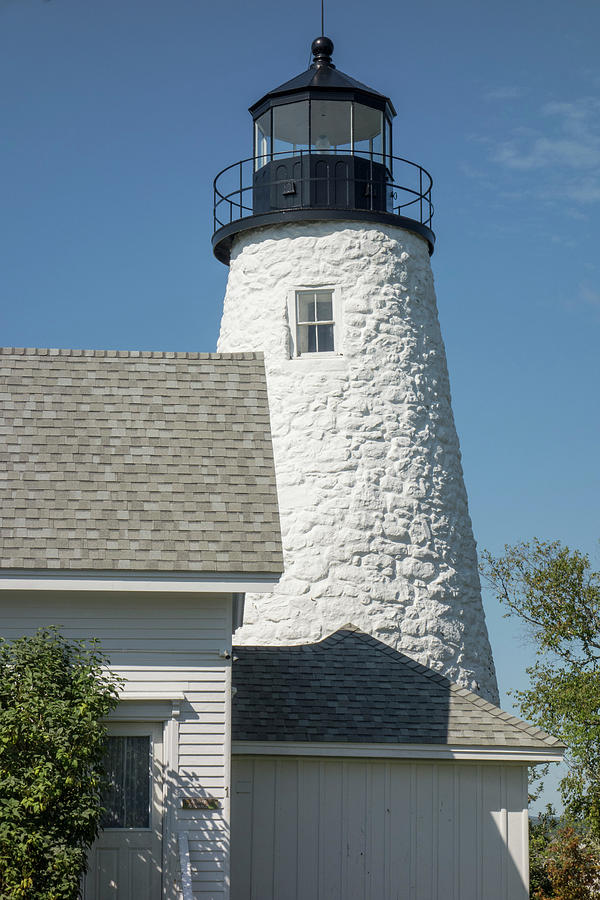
[0,347,264,361]
[316,627,358,649]
[329,627,565,749]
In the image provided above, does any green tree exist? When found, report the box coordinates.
[0,628,122,899]
[532,825,599,899]
[530,806,559,897]
[480,539,600,835]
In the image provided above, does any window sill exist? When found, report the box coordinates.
[293,350,342,359]
[288,353,347,371]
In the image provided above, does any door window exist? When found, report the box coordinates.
[101,735,152,829]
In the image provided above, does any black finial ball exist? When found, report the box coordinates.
[312,35,334,59]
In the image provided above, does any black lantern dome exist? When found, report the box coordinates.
[213,38,434,264]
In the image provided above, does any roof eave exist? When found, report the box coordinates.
[249,66,396,118]
[250,90,396,121]
[232,740,565,763]
[0,569,282,593]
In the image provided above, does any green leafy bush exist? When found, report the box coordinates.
[0,628,122,899]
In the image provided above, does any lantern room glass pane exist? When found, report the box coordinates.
[273,101,309,157]
[385,116,392,170]
[101,736,151,829]
[311,100,352,153]
[254,111,271,170]
[353,104,383,160]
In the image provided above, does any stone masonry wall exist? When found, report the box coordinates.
[218,220,498,702]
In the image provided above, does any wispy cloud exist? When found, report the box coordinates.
[579,283,600,309]
[492,138,600,171]
[561,282,600,318]
[484,86,525,101]
[486,97,600,205]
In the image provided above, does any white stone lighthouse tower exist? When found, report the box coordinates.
[214,37,498,702]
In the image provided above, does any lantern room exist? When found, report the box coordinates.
[212,36,435,264]
[251,37,393,161]
[250,37,393,216]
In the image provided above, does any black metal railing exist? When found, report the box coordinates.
[213,150,434,234]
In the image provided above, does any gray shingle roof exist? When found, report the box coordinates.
[232,625,564,749]
[0,348,283,575]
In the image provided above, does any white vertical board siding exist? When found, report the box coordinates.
[231,756,529,900]
[0,591,232,900]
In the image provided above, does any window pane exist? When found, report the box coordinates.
[353,104,383,160]
[317,324,334,352]
[311,100,352,152]
[298,324,317,354]
[254,111,271,170]
[101,736,151,829]
[273,101,309,156]
[297,293,316,322]
[316,293,333,320]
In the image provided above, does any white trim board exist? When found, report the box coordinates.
[108,698,184,721]
[232,740,564,764]
[118,693,186,701]
[0,570,280,592]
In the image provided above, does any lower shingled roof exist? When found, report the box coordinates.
[232,625,565,749]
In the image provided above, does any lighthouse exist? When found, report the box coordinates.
[214,37,498,702]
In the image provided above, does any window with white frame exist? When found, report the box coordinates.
[295,290,335,355]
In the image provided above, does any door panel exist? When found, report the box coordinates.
[97,850,118,899]
[85,723,163,900]
[128,848,153,896]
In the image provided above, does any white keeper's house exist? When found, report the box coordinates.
[0,34,563,900]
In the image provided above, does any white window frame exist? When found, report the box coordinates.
[287,285,342,358]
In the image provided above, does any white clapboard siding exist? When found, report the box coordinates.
[231,756,529,900]
[0,590,232,900]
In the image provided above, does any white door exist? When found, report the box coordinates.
[85,723,163,900]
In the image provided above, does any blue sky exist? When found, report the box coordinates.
[1,0,599,809]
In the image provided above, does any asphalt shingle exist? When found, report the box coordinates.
[0,348,283,575]
[232,626,564,749]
